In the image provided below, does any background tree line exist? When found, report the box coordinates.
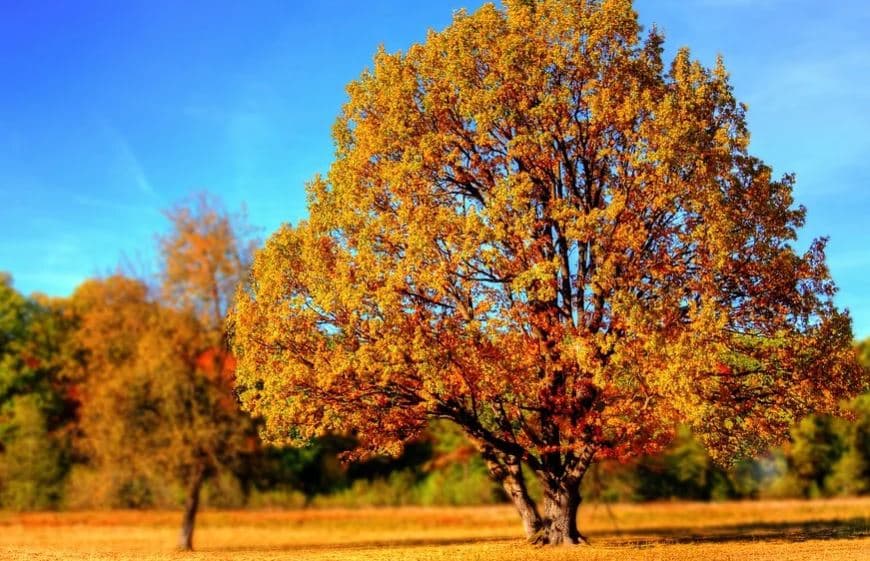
[0,194,868,518]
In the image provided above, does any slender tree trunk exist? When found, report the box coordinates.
[177,468,205,551]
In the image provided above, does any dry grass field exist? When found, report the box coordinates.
[1,498,868,561]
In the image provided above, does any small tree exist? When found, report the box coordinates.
[231,0,865,544]
[157,193,256,550]
[70,195,255,550]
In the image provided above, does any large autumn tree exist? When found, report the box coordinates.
[231,0,866,545]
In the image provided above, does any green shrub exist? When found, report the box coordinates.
[0,395,67,509]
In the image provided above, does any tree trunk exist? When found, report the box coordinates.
[480,447,542,539]
[471,438,593,545]
[502,463,542,539]
[536,480,588,545]
[177,468,205,551]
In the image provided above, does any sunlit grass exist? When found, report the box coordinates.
[1,498,868,560]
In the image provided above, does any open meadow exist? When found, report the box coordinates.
[1,498,868,561]
[1,2,869,561]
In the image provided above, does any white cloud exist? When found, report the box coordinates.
[103,123,157,197]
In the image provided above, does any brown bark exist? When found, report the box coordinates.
[503,462,542,539]
[475,438,596,545]
[480,447,542,539]
[535,479,588,545]
[177,468,205,551]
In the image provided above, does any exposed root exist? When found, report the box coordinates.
[527,530,592,547]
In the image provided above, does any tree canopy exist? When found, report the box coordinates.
[69,195,256,550]
[232,0,865,545]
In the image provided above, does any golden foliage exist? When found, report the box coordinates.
[231,0,866,543]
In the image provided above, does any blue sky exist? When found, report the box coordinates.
[1,0,868,338]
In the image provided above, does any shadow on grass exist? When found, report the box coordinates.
[598,517,870,548]
[201,517,869,553]
[200,535,512,553]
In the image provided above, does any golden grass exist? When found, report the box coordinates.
[1,498,868,560]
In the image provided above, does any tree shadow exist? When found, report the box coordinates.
[201,516,870,553]
[201,535,513,553]
[597,517,870,547]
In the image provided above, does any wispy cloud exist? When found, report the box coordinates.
[103,123,157,198]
